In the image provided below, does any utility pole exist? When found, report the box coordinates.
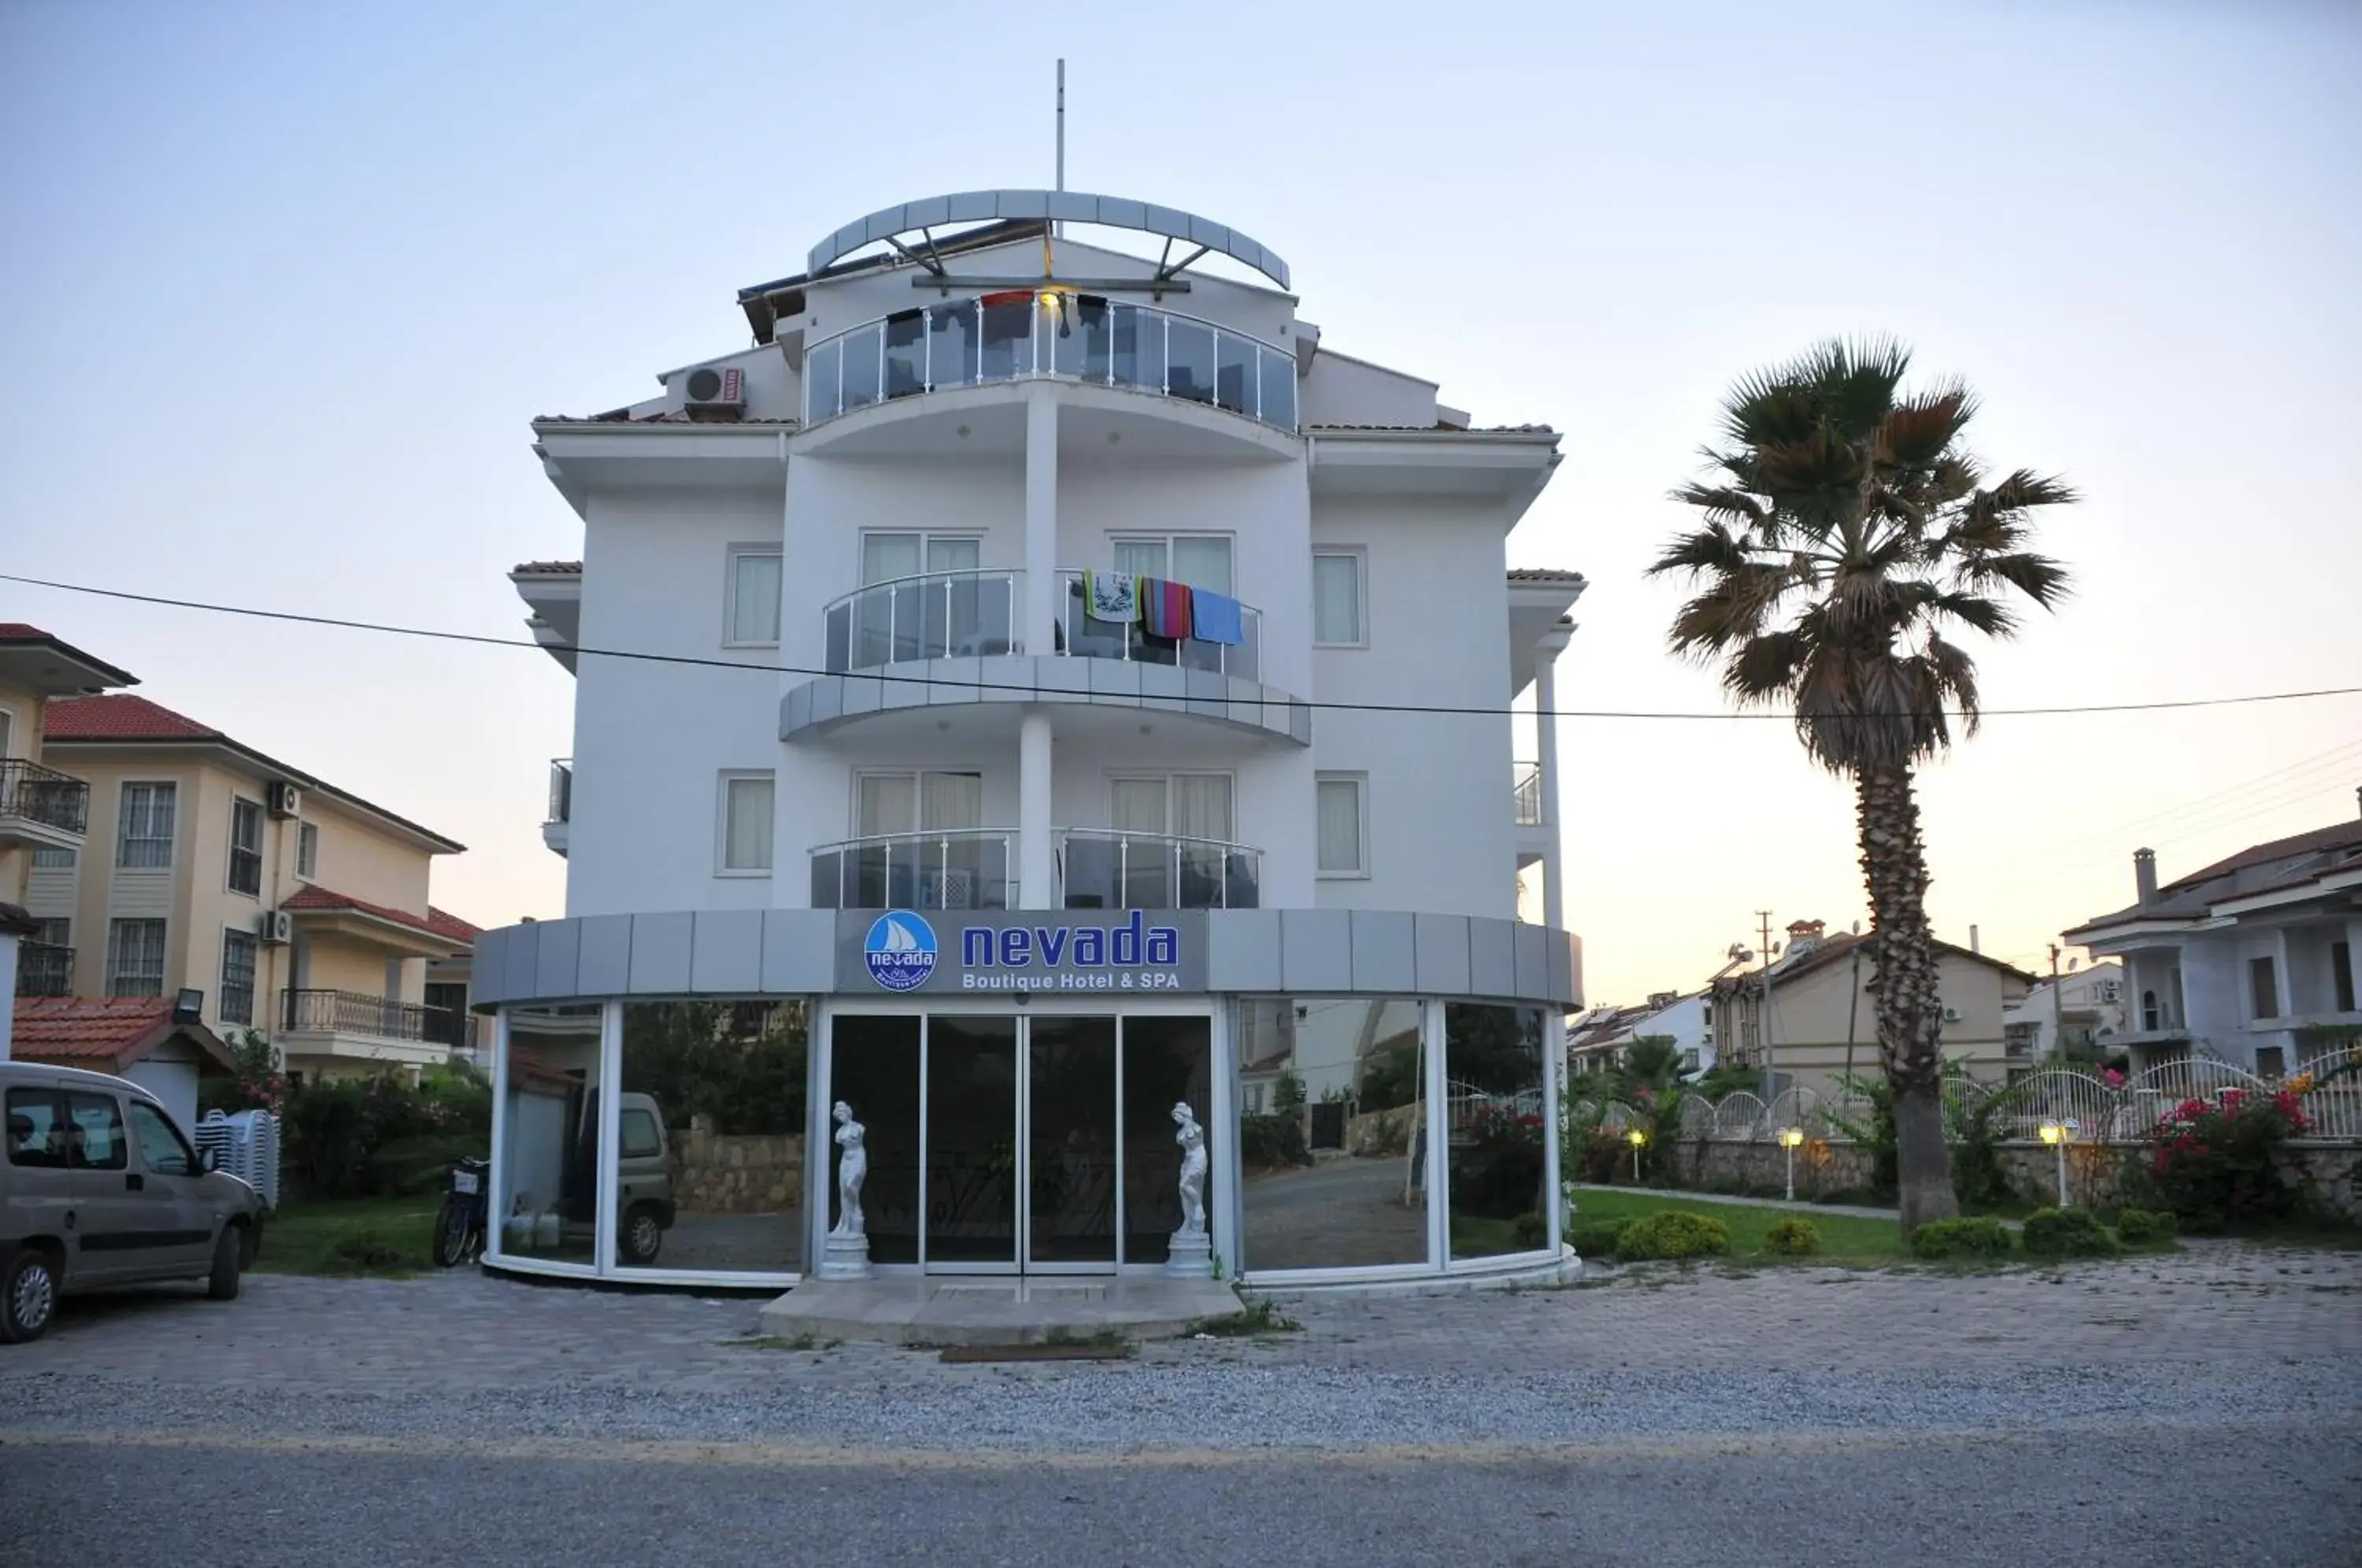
[1054,59,1067,216]
[1757,910,1776,1099]
[2048,943,2066,1060]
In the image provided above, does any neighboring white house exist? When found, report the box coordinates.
[1568,990,1710,1078]
[473,187,1586,1291]
[2064,808,2362,1079]
[2001,960,2126,1069]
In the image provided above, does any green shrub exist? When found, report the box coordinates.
[1238,1111,1310,1170]
[2021,1206,2121,1259]
[1512,1211,1549,1249]
[1564,1219,1629,1259]
[2115,1207,2179,1245]
[1612,1210,1731,1261]
[1908,1216,2014,1260]
[1762,1216,1823,1257]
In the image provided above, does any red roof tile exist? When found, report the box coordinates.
[282,884,468,946]
[42,693,217,740]
[426,906,482,942]
[9,997,236,1075]
[510,560,583,576]
[0,627,140,690]
[1507,568,1586,584]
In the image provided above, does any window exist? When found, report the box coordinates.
[31,845,73,870]
[6,1089,66,1169]
[620,1107,663,1159]
[34,917,68,949]
[1312,549,1365,645]
[220,929,258,1026]
[857,771,984,836]
[117,781,176,868]
[2255,1045,2286,1080]
[724,547,783,645]
[65,1092,127,1170]
[228,797,264,895]
[720,773,775,873]
[2249,956,2279,1020]
[128,1100,194,1177]
[2335,941,2356,1015]
[1316,775,1368,877]
[107,918,168,998]
[861,531,981,584]
[297,821,319,880]
[1112,535,1231,593]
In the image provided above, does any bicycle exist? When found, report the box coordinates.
[433,1155,490,1267]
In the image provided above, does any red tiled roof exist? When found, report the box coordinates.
[426,906,482,942]
[281,884,468,946]
[509,560,583,575]
[9,997,237,1075]
[0,623,50,639]
[42,693,217,740]
[2166,819,2362,894]
[0,626,140,690]
[1507,568,1586,584]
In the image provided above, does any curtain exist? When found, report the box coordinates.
[731,552,782,642]
[726,777,775,870]
[1172,536,1233,594]
[1312,553,1361,643]
[925,537,980,575]
[1173,775,1234,843]
[857,774,916,837]
[861,533,923,585]
[1316,778,1362,872]
[920,771,983,831]
[1113,539,1164,581]
[1110,778,1167,835]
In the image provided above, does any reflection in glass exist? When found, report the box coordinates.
[840,324,881,410]
[805,338,840,422]
[1259,347,1297,430]
[979,296,1032,382]
[1027,1016,1117,1263]
[926,1015,1017,1263]
[1215,333,1254,415]
[1446,1004,1549,1260]
[1237,998,1428,1272]
[928,300,978,390]
[1166,320,1216,403]
[883,310,927,400]
[829,1015,921,1264]
[1122,1015,1212,1265]
[498,1004,604,1268]
[1111,304,1164,392]
[615,1000,806,1274]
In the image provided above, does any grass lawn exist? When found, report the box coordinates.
[256,1194,443,1277]
[1568,1190,1908,1266]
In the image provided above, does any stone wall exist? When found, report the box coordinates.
[1659,1137,1875,1198]
[669,1116,804,1215]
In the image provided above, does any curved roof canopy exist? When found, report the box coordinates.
[808,190,1290,291]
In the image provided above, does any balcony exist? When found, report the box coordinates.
[819,568,1261,682]
[0,759,91,852]
[1513,762,1543,827]
[802,293,1298,436]
[279,988,468,1066]
[805,828,1261,912]
[543,758,572,858]
[14,942,72,999]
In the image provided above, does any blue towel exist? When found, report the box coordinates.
[1191,588,1244,645]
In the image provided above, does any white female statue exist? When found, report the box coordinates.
[1172,1100,1208,1237]
[829,1100,867,1241]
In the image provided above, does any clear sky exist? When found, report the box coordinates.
[2,2,2356,1001]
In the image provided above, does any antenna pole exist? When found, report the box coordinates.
[1055,58,1067,209]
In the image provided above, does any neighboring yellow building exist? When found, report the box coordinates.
[28,689,475,1082]
[1711,919,2035,1093]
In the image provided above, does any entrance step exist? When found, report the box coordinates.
[757,1276,1245,1348]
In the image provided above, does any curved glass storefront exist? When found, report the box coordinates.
[487,991,1563,1289]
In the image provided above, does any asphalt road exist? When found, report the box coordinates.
[4,1421,2355,1566]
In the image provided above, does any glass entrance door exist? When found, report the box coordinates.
[1025,1016,1119,1269]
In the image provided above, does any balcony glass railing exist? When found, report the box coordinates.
[1056,572,1260,683]
[1513,763,1543,827]
[0,759,91,837]
[823,570,1023,674]
[1058,829,1261,912]
[803,293,1298,435]
[546,759,572,825]
[809,830,1017,912]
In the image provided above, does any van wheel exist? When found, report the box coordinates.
[620,1205,663,1267]
[2,1247,60,1344]
[207,1227,243,1302]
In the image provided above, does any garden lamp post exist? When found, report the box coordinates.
[2038,1119,2072,1207]
[1626,1126,1646,1183]
[1779,1126,1805,1201]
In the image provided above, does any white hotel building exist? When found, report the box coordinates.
[473,190,1586,1291]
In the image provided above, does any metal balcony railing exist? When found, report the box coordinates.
[546,759,572,824]
[1057,829,1261,912]
[1056,572,1261,682]
[1512,762,1543,827]
[822,570,1022,674]
[0,759,91,837]
[280,988,458,1045]
[809,830,1017,912]
[802,292,1298,435]
[15,942,72,998]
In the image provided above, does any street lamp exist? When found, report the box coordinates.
[2037,1119,2078,1207]
[1626,1126,1647,1183]
[1778,1126,1805,1201]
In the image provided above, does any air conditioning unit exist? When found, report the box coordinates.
[2096,981,2121,1004]
[682,364,744,412]
[259,910,294,945]
[267,781,302,818]
[1942,1005,1963,1023]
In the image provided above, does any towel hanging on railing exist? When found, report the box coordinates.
[1190,588,1245,646]
[1083,569,1138,623]
[1140,577,1194,642]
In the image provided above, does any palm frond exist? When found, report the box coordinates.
[1878,383,1976,471]
[1666,564,1795,656]
[1722,629,1813,706]
[1928,590,2018,638]
[1646,523,1750,579]
[1956,551,2071,609]
[1669,484,1768,531]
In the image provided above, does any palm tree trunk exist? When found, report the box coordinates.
[1853,761,1960,1233]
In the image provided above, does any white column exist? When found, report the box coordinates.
[1023,385,1059,653]
[1534,624,1575,934]
[1020,711,1054,910]
[0,933,17,1060]
[1543,1004,1565,1251]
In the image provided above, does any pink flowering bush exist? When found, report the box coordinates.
[2146,1088,2307,1230]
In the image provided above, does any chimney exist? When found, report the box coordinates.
[1969,925,1980,954]
[2134,849,2157,905]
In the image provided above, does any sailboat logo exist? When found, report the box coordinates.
[864,910,938,992]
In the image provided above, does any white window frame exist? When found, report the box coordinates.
[851,767,988,838]
[115,779,177,870]
[1315,772,1371,879]
[1108,533,1235,594]
[716,771,776,876]
[296,820,319,881]
[219,926,258,1027]
[1312,547,1368,648]
[0,703,16,760]
[226,794,265,898]
[858,531,984,585]
[722,545,784,649]
[106,917,168,998]
[1104,770,1238,843]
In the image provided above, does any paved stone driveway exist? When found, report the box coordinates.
[3,1240,2355,1394]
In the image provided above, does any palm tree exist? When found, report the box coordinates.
[1649,338,2074,1233]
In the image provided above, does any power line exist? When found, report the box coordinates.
[7,569,2360,725]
